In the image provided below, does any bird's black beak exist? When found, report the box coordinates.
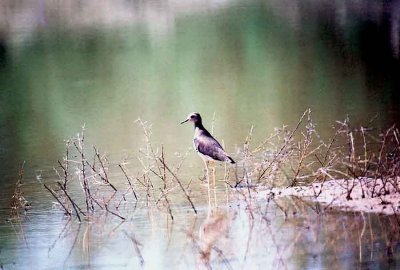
[180,119,189,124]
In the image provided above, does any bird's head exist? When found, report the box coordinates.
[180,112,202,125]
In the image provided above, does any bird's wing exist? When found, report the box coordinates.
[194,135,229,162]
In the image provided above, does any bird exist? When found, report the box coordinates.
[180,112,235,165]
[181,112,235,207]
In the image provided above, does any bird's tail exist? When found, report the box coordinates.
[226,156,235,164]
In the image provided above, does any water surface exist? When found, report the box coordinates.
[0,0,399,269]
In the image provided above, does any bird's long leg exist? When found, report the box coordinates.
[203,159,211,209]
[201,159,209,183]
[203,159,210,182]
[224,162,229,206]
[212,165,217,207]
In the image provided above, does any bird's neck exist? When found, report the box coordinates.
[194,122,204,130]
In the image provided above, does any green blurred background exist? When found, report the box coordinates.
[0,0,399,188]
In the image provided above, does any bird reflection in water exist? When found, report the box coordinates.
[198,210,232,268]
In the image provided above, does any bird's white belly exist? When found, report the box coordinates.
[197,150,214,161]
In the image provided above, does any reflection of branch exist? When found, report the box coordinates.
[104,204,125,220]
[124,231,144,267]
[9,219,29,249]
[267,195,288,219]
[390,204,400,227]
[185,228,211,270]
[49,219,71,254]
[264,217,291,269]
[212,245,234,270]
[243,218,254,262]
[63,224,81,266]
[359,212,366,262]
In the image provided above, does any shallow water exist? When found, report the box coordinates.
[0,0,400,269]
[2,186,400,269]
